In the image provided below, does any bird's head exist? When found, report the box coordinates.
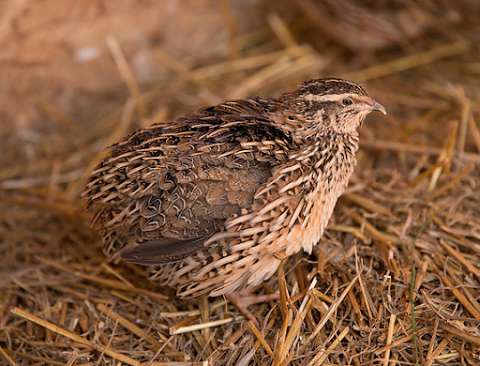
[281,78,386,136]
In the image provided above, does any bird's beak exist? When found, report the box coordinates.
[369,98,387,115]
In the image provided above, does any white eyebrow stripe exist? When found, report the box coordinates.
[303,93,356,103]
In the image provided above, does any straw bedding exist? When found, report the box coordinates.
[1,1,479,365]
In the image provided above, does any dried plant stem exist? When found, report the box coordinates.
[97,304,168,351]
[11,307,141,366]
[308,326,349,366]
[439,322,480,346]
[344,40,469,81]
[0,347,17,366]
[170,317,243,335]
[382,313,396,366]
[37,256,168,301]
[438,272,480,320]
[247,321,274,357]
[106,36,145,118]
[305,277,358,348]
[361,139,480,163]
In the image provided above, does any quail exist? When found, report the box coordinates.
[83,78,385,319]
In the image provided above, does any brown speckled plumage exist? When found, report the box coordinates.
[83,78,385,298]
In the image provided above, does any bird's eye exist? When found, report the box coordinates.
[342,98,353,106]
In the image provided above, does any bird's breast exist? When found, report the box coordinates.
[284,181,346,256]
[284,152,356,256]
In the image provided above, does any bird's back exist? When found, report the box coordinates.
[83,98,297,295]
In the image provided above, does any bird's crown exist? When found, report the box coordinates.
[298,78,368,97]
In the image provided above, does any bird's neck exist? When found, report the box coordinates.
[291,130,359,172]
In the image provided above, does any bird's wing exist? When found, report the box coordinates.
[83,97,294,259]
[119,237,207,264]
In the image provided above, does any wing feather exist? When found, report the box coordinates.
[84,96,295,264]
[119,237,207,265]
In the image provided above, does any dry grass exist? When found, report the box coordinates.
[1,2,480,365]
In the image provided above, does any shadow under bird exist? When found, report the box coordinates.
[83,78,386,320]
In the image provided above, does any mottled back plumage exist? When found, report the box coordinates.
[83,78,385,297]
